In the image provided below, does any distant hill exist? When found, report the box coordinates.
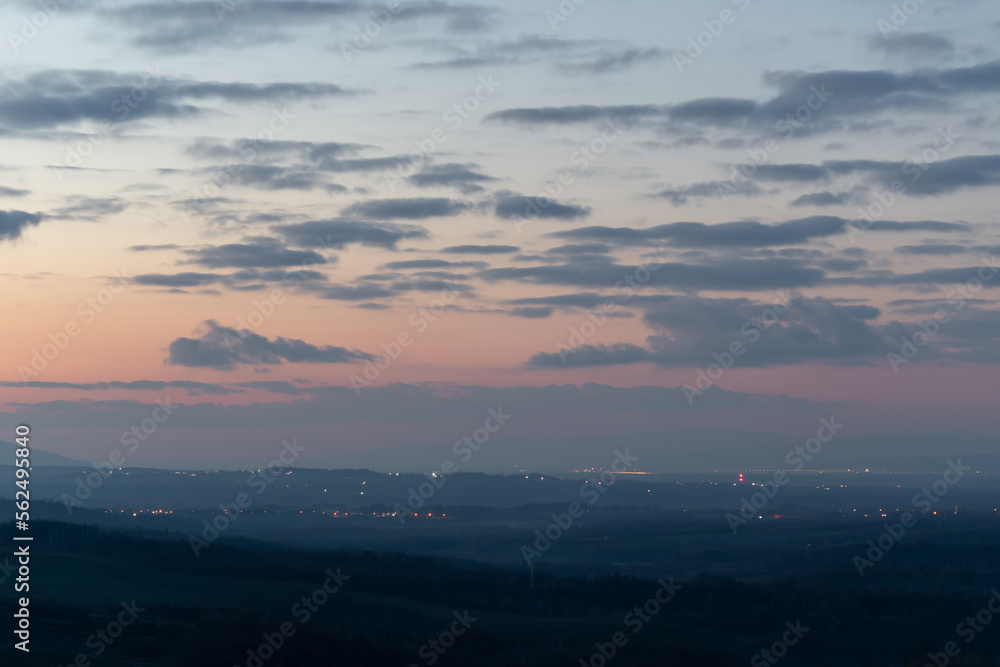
[0,439,89,467]
[815,451,1000,473]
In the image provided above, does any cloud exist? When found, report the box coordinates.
[0,186,28,197]
[529,343,654,367]
[924,306,1000,363]
[558,47,669,75]
[867,32,955,58]
[0,210,42,241]
[480,256,825,291]
[551,217,969,248]
[183,237,329,269]
[509,306,554,318]
[380,259,486,270]
[659,155,991,207]
[61,0,498,52]
[132,266,330,292]
[790,191,861,207]
[528,296,894,368]
[212,165,337,191]
[653,181,767,204]
[750,154,1000,197]
[505,293,608,309]
[129,244,181,252]
[388,278,469,293]
[50,196,129,220]
[133,272,230,287]
[167,320,372,369]
[235,381,304,395]
[895,244,968,256]
[0,380,240,395]
[408,163,496,193]
[835,265,1000,289]
[840,304,881,320]
[485,61,1000,134]
[0,69,348,130]
[865,220,970,233]
[343,197,470,220]
[312,283,398,301]
[485,104,666,125]
[231,268,328,284]
[545,243,613,257]
[669,97,759,124]
[409,35,607,71]
[186,139,369,164]
[494,194,590,220]
[274,220,430,249]
[183,140,400,191]
[411,54,517,70]
[441,244,519,255]
[753,164,829,182]
[821,257,868,272]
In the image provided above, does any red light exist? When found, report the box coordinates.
[739,474,744,483]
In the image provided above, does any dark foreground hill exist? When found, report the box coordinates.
[2,521,1000,666]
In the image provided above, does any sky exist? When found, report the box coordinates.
[1,0,999,472]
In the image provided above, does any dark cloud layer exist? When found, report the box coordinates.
[753,154,1000,197]
[441,244,519,255]
[343,198,470,220]
[408,163,496,193]
[183,237,328,269]
[528,296,894,369]
[494,194,590,220]
[0,69,348,130]
[0,210,42,241]
[867,32,955,58]
[550,217,968,248]
[0,380,239,395]
[486,61,1000,138]
[275,220,430,249]
[167,320,373,369]
[480,256,824,291]
[58,0,498,52]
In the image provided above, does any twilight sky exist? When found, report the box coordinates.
[1,0,999,471]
